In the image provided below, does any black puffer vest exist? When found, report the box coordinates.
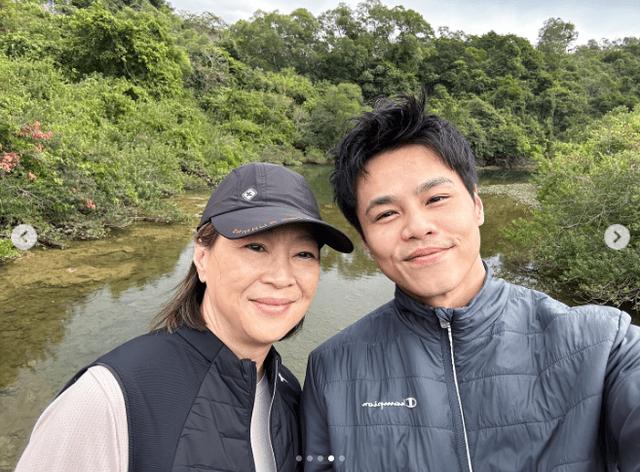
[62,326,303,471]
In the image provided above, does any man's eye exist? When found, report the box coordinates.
[245,243,265,252]
[427,195,447,204]
[375,210,396,221]
[297,251,317,259]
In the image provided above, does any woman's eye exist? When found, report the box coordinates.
[245,243,265,252]
[297,251,317,259]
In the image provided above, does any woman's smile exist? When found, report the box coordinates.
[250,297,297,315]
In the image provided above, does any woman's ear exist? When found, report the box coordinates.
[193,243,208,283]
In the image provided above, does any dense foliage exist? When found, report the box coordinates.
[507,106,640,311]
[0,0,366,255]
[1,0,639,312]
[227,3,640,163]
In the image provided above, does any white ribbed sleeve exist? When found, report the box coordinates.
[14,365,128,472]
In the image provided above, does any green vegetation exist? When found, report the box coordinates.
[0,0,367,250]
[226,4,640,164]
[1,0,639,310]
[507,107,640,311]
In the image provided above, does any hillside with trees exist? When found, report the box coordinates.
[1,0,639,309]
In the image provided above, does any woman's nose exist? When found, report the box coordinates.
[262,255,295,288]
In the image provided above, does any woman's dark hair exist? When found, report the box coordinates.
[151,223,218,333]
[331,93,478,236]
[151,222,304,340]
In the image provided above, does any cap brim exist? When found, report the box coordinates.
[210,206,354,253]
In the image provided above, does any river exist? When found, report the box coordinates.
[0,166,628,470]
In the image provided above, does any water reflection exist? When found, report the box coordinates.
[297,166,380,279]
[0,223,194,388]
[0,213,199,470]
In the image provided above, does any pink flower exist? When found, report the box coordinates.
[27,172,37,181]
[0,152,20,172]
[33,130,53,140]
[85,199,96,210]
[20,121,53,140]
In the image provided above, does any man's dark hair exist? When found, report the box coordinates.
[331,94,479,236]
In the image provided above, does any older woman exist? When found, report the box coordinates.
[15,163,353,472]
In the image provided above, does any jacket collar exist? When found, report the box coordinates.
[393,261,510,339]
[176,325,281,384]
[176,325,226,362]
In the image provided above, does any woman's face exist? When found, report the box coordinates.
[194,224,321,354]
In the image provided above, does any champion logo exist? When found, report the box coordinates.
[361,397,417,410]
[242,187,257,201]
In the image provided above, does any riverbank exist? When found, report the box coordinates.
[479,183,539,208]
[0,165,536,265]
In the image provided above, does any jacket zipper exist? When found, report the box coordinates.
[267,357,279,471]
[440,319,474,472]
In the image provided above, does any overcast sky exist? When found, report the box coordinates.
[167,0,639,45]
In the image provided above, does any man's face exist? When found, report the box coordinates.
[355,144,486,308]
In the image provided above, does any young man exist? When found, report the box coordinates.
[302,95,640,471]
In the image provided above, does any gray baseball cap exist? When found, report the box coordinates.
[198,163,353,253]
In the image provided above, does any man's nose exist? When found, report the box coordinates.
[400,207,435,240]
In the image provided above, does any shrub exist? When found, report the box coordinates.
[506,106,640,311]
[0,53,223,242]
[0,238,21,262]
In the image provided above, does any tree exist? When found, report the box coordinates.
[302,82,366,150]
[421,37,488,95]
[507,106,640,311]
[63,3,190,97]
[537,18,578,55]
[228,9,320,74]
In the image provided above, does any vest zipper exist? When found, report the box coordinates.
[440,319,473,472]
[267,357,279,471]
[248,363,258,472]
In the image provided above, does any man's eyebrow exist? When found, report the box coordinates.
[416,177,454,194]
[364,177,455,216]
[364,196,394,216]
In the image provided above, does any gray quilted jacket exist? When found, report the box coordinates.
[302,265,640,471]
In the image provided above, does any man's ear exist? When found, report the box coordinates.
[193,243,208,283]
[357,226,368,251]
[362,238,372,257]
[473,187,484,226]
